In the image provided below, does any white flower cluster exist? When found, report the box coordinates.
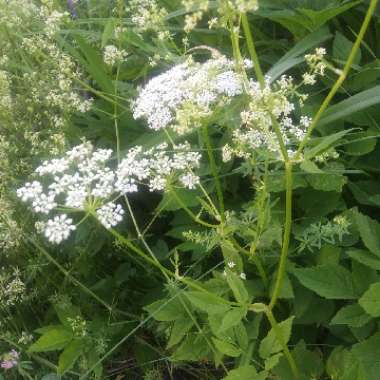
[103,45,128,66]
[17,141,202,243]
[96,202,125,229]
[230,75,310,158]
[132,55,249,134]
[127,0,168,32]
[0,268,25,308]
[116,142,201,192]
[230,0,259,12]
[303,48,327,85]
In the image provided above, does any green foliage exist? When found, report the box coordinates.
[1,0,380,379]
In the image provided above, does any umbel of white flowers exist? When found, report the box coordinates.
[17,142,201,244]
[132,55,253,134]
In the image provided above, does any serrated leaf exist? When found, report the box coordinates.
[359,282,380,317]
[354,211,380,257]
[185,291,229,314]
[259,317,294,359]
[347,249,380,270]
[300,160,323,173]
[331,304,372,327]
[144,298,184,322]
[212,337,241,357]
[222,366,268,380]
[54,303,81,328]
[218,307,246,333]
[58,339,83,375]
[293,264,356,299]
[167,318,193,348]
[265,353,283,371]
[351,332,380,380]
[28,327,73,353]
[171,334,210,362]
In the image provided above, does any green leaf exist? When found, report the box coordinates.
[333,32,361,65]
[259,316,294,359]
[167,318,194,348]
[267,26,332,80]
[273,340,324,380]
[347,249,380,270]
[28,327,73,353]
[354,211,380,257]
[351,332,380,380]
[54,303,81,328]
[304,130,353,159]
[212,337,242,358]
[331,304,372,328]
[319,86,380,127]
[234,322,248,351]
[219,307,246,333]
[300,160,323,173]
[344,131,377,156]
[185,291,229,314]
[159,188,201,211]
[101,18,116,48]
[171,334,210,362]
[144,298,184,321]
[41,375,61,380]
[265,353,283,371]
[57,340,83,375]
[293,264,356,299]
[73,34,114,94]
[222,366,268,380]
[359,282,380,317]
[226,270,250,304]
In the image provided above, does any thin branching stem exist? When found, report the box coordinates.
[294,0,379,159]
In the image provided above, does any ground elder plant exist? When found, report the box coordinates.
[2,0,380,379]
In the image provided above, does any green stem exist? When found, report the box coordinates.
[265,309,300,379]
[269,161,293,310]
[241,13,265,87]
[28,238,135,319]
[202,124,225,222]
[107,226,234,307]
[170,186,219,228]
[294,0,379,160]
[230,237,268,287]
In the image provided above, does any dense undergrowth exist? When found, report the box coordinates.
[2,0,380,379]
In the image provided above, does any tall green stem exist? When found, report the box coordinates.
[294,0,379,160]
[269,161,293,310]
[241,13,265,87]
[202,124,225,222]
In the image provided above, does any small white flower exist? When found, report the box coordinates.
[240,272,246,280]
[180,173,200,189]
[300,116,312,128]
[17,181,43,202]
[103,45,128,66]
[44,214,76,244]
[302,73,316,85]
[227,261,236,268]
[96,202,125,229]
